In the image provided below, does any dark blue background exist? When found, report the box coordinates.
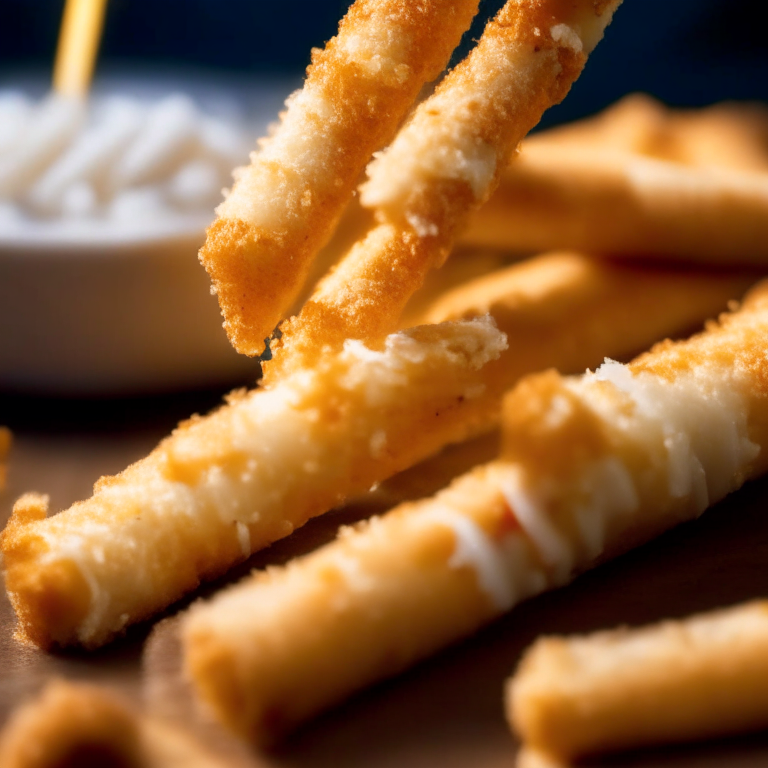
[1,0,766,128]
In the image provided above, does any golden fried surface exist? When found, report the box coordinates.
[466,95,768,261]
[508,601,768,763]
[200,0,481,356]
[182,281,768,744]
[268,0,623,378]
[414,251,757,396]
[1,320,506,649]
[2,246,753,650]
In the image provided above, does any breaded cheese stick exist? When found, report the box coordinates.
[508,600,768,765]
[3,253,751,650]
[514,94,768,171]
[269,0,623,377]
[0,679,233,768]
[0,425,11,490]
[181,282,768,743]
[1,319,507,649]
[199,0,481,356]
[358,253,756,509]
[464,142,768,262]
[410,251,757,395]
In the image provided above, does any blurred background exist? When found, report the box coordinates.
[1,0,767,129]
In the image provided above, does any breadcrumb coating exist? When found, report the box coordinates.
[508,601,768,763]
[269,0,622,377]
[182,282,768,744]
[2,248,753,650]
[200,0,481,356]
[1,319,506,648]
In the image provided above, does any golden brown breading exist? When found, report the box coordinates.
[0,679,232,768]
[465,96,768,261]
[1,319,507,649]
[2,252,752,650]
[200,0,481,356]
[508,601,768,765]
[268,0,623,378]
[412,252,757,397]
[181,282,768,744]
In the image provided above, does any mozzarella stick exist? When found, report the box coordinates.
[199,0,481,356]
[464,142,768,262]
[1,319,507,649]
[0,679,233,768]
[269,0,623,377]
[181,282,768,744]
[508,601,768,765]
[3,252,751,650]
[410,251,757,395]
[515,95,768,171]
[356,252,756,509]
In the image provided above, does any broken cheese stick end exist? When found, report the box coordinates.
[181,282,768,743]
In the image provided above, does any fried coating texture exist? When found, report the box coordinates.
[0,680,231,768]
[0,425,11,490]
[200,0,481,356]
[2,249,752,649]
[1,319,506,649]
[411,251,757,396]
[508,601,768,765]
[465,96,768,261]
[268,0,623,378]
[181,282,768,744]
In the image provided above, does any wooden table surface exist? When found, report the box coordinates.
[3,388,768,767]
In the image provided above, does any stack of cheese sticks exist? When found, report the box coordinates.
[5,0,768,764]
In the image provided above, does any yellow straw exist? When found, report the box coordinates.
[52,0,109,98]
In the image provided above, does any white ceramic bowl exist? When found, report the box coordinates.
[0,72,293,395]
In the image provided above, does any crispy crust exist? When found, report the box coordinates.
[182,281,768,744]
[268,0,623,377]
[201,0,481,355]
[3,250,752,649]
[1,320,506,648]
[414,251,756,397]
[507,601,768,762]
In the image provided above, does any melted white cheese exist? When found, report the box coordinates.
[500,472,574,585]
[585,359,758,510]
[427,507,517,611]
